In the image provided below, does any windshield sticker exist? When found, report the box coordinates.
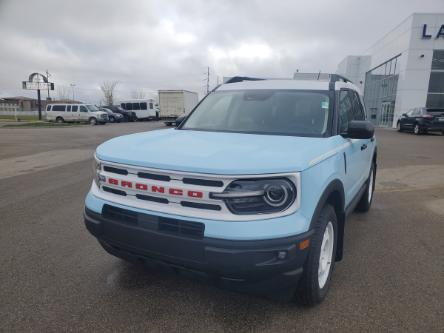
[321,101,329,109]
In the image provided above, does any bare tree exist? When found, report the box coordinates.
[100,81,119,106]
[131,89,147,99]
[57,86,71,100]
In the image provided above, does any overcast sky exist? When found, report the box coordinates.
[0,0,443,103]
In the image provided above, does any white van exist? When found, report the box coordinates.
[46,104,108,125]
[119,99,159,120]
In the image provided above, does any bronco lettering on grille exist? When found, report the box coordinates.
[107,177,204,199]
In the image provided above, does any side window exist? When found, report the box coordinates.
[140,102,148,110]
[351,92,365,120]
[67,105,71,112]
[338,90,354,133]
[149,102,153,109]
[52,105,66,112]
[46,105,51,111]
[125,103,133,110]
[132,103,141,110]
[72,105,78,112]
[80,106,88,113]
[120,103,126,109]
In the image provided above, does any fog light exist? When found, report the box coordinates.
[277,251,287,260]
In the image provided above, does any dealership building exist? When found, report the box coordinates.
[337,13,444,127]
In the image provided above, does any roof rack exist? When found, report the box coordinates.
[224,76,265,84]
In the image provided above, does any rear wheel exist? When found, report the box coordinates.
[413,124,421,135]
[296,205,337,306]
[355,162,376,212]
[89,117,97,125]
[55,117,64,123]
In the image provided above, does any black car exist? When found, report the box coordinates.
[100,108,124,123]
[397,107,444,135]
[104,105,136,122]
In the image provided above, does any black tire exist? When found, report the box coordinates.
[89,117,97,125]
[109,116,115,123]
[56,117,64,123]
[397,121,403,132]
[296,205,337,306]
[355,162,376,213]
[413,123,421,135]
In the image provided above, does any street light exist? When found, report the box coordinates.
[70,83,76,101]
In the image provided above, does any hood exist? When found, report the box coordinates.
[96,129,340,174]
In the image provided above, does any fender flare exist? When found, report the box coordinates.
[309,179,346,261]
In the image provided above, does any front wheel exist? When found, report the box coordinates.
[355,162,376,212]
[296,205,337,305]
[89,117,97,125]
[56,117,64,123]
[397,121,403,132]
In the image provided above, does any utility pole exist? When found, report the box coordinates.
[45,70,51,100]
[206,66,210,94]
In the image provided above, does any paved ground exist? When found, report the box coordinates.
[0,123,443,332]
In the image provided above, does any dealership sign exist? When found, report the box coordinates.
[22,81,54,90]
[421,24,444,39]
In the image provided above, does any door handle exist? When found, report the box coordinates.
[361,144,367,151]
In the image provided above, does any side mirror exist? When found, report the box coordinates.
[342,120,374,139]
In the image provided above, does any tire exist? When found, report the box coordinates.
[296,205,337,306]
[413,123,421,135]
[109,116,115,123]
[397,121,403,132]
[355,162,376,213]
[89,117,97,125]
[56,117,64,123]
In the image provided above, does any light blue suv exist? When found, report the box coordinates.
[84,75,376,305]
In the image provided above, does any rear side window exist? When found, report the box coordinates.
[72,105,78,112]
[67,105,71,112]
[52,105,66,112]
[125,103,133,110]
[140,102,147,110]
[132,103,141,110]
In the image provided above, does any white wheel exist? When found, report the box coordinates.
[318,221,334,289]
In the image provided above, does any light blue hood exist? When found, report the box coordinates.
[96,129,340,174]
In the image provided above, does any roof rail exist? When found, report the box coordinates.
[224,76,265,84]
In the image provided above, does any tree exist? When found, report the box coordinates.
[131,89,147,99]
[100,81,119,106]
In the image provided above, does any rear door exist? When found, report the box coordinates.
[425,108,444,129]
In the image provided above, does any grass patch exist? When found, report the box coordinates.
[0,115,40,121]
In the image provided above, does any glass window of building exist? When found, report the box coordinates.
[427,50,444,108]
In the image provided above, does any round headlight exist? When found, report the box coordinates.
[264,184,289,207]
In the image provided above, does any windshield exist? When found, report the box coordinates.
[181,90,331,137]
[87,105,100,112]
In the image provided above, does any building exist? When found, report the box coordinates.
[0,97,81,112]
[337,13,444,127]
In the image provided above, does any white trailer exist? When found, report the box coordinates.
[158,90,198,119]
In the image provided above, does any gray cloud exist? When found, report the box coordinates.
[0,0,443,102]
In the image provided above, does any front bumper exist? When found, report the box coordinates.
[84,205,312,294]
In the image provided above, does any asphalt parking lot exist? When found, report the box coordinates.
[0,123,443,332]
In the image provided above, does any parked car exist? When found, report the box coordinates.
[46,103,108,125]
[84,75,376,305]
[104,105,136,122]
[397,107,444,135]
[100,107,124,123]
[119,99,159,120]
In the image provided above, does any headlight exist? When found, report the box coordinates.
[210,178,296,215]
[92,156,102,187]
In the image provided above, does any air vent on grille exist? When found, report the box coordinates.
[102,186,126,196]
[136,194,169,204]
[182,177,224,187]
[103,205,137,224]
[138,172,171,182]
[103,166,128,175]
[158,218,205,238]
[181,201,221,211]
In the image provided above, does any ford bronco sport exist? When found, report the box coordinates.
[84,74,377,305]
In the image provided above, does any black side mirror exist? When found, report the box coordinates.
[342,120,374,139]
